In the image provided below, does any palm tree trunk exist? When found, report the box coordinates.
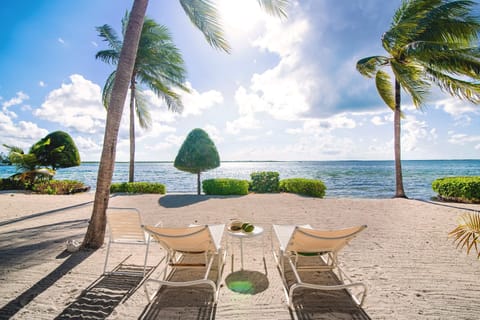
[82,0,149,249]
[129,78,136,183]
[197,172,201,195]
[394,78,406,198]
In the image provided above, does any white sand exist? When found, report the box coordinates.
[0,192,479,319]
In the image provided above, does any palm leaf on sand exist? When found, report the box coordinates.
[449,212,480,259]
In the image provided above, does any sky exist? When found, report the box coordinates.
[1,0,479,162]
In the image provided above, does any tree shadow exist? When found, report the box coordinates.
[418,199,480,212]
[0,250,94,319]
[55,265,154,319]
[158,194,243,208]
[0,219,88,269]
[0,198,94,227]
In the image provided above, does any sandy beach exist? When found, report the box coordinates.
[1,192,479,319]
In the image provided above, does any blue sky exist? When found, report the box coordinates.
[1,0,479,162]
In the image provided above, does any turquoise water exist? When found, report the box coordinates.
[1,160,479,200]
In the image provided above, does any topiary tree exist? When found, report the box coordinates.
[174,128,220,195]
[3,131,80,186]
[30,131,81,170]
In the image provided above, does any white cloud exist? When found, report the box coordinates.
[39,81,46,87]
[0,92,47,148]
[2,91,29,119]
[434,97,478,126]
[58,37,65,44]
[448,132,480,146]
[180,83,223,117]
[203,124,224,144]
[371,115,387,126]
[226,114,261,134]
[34,74,105,134]
[401,116,437,151]
[91,41,98,47]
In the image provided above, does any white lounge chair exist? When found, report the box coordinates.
[272,224,367,307]
[142,224,226,304]
[103,207,152,277]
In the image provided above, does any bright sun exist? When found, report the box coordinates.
[217,0,264,37]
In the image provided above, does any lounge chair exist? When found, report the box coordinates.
[142,224,226,304]
[103,207,152,277]
[272,224,367,307]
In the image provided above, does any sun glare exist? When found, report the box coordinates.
[217,0,264,37]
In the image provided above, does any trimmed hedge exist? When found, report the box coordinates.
[110,182,166,194]
[32,180,89,195]
[202,178,249,195]
[250,171,280,193]
[432,176,480,203]
[280,178,327,198]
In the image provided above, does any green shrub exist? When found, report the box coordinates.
[0,178,26,191]
[32,180,89,195]
[432,176,480,203]
[202,178,249,195]
[110,182,166,194]
[250,171,280,193]
[280,178,327,198]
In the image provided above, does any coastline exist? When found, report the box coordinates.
[1,193,480,319]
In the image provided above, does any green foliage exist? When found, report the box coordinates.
[30,131,81,170]
[250,171,280,193]
[432,176,480,203]
[202,178,249,195]
[110,182,166,194]
[174,128,220,174]
[32,180,89,195]
[280,178,327,198]
[0,178,26,191]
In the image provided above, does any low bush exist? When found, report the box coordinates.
[0,178,26,191]
[250,171,280,193]
[32,179,89,195]
[432,176,480,203]
[110,181,166,194]
[202,178,249,195]
[280,178,327,198]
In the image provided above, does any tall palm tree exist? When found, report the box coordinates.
[96,13,188,183]
[356,0,480,198]
[82,0,289,249]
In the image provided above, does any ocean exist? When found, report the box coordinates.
[1,160,479,200]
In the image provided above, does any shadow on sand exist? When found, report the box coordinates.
[159,194,243,209]
[55,265,154,320]
[0,250,94,319]
[282,260,371,320]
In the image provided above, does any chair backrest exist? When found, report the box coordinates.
[106,207,147,243]
[287,225,367,253]
[143,225,216,253]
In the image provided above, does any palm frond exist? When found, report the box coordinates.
[449,212,480,259]
[95,49,120,65]
[356,56,390,78]
[95,24,122,52]
[415,0,480,44]
[425,67,480,104]
[375,70,396,111]
[3,144,24,155]
[391,59,430,108]
[133,89,152,129]
[102,71,116,109]
[256,0,289,19]
[179,0,231,53]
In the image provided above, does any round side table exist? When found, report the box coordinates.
[227,225,264,270]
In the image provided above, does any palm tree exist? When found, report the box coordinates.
[96,13,188,183]
[82,0,289,249]
[356,0,480,198]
